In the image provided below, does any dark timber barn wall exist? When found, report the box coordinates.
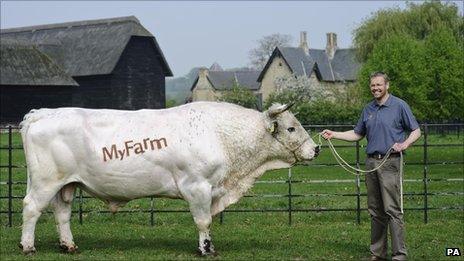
[0,86,73,123]
[71,36,166,110]
[111,36,166,109]
[70,75,111,109]
[0,16,172,125]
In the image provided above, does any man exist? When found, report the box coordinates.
[322,72,421,261]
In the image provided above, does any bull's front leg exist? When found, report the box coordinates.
[195,214,214,256]
[180,180,215,255]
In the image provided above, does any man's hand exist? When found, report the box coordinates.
[392,142,409,152]
[321,129,335,140]
[321,130,363,142]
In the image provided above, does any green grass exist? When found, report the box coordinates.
[1,212,463,260]
[0,131,463,260]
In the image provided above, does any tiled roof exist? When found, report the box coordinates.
[209,71,260,90]
[258,46,360,82]
[191,70,260,91]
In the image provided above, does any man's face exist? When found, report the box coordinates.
[370,76,389,100]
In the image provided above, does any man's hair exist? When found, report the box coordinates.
[369,71,389,83]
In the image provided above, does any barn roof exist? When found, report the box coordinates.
[257,46,360,82]
[0,39,78,86]
[0,16,172,77]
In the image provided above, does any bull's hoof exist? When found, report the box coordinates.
[197,239,216,256]
[196,248,216,256]
[19,243,36,255]
[59,243,78,253]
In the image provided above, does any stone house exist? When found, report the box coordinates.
[258,31,361,101]
[190,63,261,107]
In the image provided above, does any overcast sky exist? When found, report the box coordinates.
[1,1,463,77]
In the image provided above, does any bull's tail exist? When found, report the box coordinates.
[19,109,44,136]
[19,109,49,194]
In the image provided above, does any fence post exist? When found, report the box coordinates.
[219,211,224,225]
[150,196,154,226]
[8,126,13,227]
[288,167,292,226]
[458,123,460,139]
[423,123,428,223]
[356,140,361,225]
[78,188,83,225]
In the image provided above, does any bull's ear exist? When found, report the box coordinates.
[267,103,295,118]
[267,121,279,134]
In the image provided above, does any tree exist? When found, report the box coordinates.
[265,74,363,124]
[265,74,312,107]
[353,1,464,122]
[219,84,258,110]
[353,1,463,62]
[166,99,177,108]
[249,33,292,70]
[266,73,363,107]
[357,34,429,120]
[423,26,464,121]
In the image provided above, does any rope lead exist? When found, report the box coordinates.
[313,132,404,213]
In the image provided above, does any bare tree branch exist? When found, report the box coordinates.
[248,34,292,70]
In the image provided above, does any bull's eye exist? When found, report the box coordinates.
[287,127,296,133]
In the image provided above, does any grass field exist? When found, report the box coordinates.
[0,130,463,260]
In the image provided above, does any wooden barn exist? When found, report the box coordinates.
[0,16,172,125]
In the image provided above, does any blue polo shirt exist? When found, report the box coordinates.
[354,94,419,155]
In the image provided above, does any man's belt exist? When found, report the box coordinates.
[367,152,401,160]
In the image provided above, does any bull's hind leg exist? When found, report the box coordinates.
[20,183,64,254]
[51,183,78,253]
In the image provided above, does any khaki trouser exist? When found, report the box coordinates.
[365,156,407,261]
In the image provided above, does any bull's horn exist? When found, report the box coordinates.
[284,102,295,111]
[267,102,295,117]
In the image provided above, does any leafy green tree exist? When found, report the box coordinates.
[219,84,258,110]
[353,1,463,62]
[353,1,463,122]
[357,34,429,120]
[296,100,361,124]
[423,26,464,121]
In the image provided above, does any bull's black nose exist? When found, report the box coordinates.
[315,146,321,156]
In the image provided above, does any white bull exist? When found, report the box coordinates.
[19,102,319,255]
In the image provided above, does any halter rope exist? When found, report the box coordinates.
[312,132,404,214]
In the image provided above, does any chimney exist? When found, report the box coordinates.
[326,32,337,59]
[299,31,309,55]
[199,68,209,78]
